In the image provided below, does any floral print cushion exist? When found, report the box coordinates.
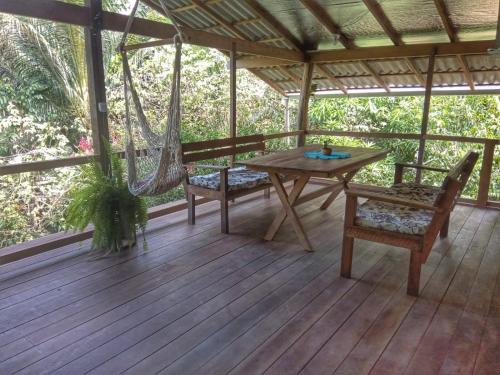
[355,183,442,235]
[189,167,271,191]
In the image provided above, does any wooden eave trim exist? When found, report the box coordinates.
[309,40,496,62]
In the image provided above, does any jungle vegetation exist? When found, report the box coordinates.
[0,8,498,247]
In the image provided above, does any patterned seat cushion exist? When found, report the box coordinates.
[189,167,271,191]
[355,183,442,235]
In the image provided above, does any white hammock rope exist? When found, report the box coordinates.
[119,0,186,196]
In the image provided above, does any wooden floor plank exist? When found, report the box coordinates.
[368,207,491,375]
[0,192,288,336]
[435,215,500,375]
[401,210,498,375]
[71,212,341,374]
[16,197,340,374]
[472,255,500,375]
[311,206,474,375]
[0,189,497,375]
[0,190,278,304]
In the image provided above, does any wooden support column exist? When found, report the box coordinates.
[415,49,437,183]
[229,42,237,166]
[85,0,110,174]
[477,140,496,206]
[296,63,314,147]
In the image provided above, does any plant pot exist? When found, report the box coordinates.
[321,147,332,156]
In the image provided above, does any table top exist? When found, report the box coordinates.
[242,145,389,178]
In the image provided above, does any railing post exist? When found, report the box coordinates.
[85,0,110,175]
[229,42,237,166]
[477,140,496,206]
[416,48,436,183]
[296,63,314,147]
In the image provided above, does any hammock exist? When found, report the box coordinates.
[119,0,186,196]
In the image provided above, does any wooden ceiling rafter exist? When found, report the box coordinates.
[191,0,248,40]
[248,69,287,96]
[299,0,354,49]
[139,0,291,95]
[314,64,348,94]
[300,0,390,92]
[277,66,302,84]
[432,0,475,90]
[362,0,425,86]
[244,0,304,52]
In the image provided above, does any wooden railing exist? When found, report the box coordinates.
[0,130,498,264]
[306,129,499,207]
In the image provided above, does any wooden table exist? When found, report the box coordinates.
[242,145,389,251]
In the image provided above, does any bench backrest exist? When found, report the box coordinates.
[434,151,479,209]
[181,134,265,164]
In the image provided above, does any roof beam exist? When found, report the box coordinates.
[244,0,303,51]
[432,0,474,89]
[362,0,402,45]
[0,0,90,26]
[299,0,355,49]
[300,0,388,92]
[433,0,458,42]
[314,65,348,94]
[457,54,476,90]
[248,69,287,96]
[277,66,301,84]
[0,0,303,62]
[362,0,425,86]
[309,40,496,62]
[101,10,303,62]
[191,0,247,40]
[235,56,296,69]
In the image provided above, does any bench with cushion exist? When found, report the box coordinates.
[182,134,274,233]
[341,151,479,296]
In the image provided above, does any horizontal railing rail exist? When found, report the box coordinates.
[305,129,498,207]
[0,131,302,176]
[0,129,498,264]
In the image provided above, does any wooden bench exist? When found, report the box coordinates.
[341,151,479,296]
[182,134,273,233]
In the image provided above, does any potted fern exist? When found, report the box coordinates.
[65,148,148,253]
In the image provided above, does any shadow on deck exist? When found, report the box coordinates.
[0,187,499,375]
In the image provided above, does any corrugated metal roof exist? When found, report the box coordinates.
[143,0,500,95]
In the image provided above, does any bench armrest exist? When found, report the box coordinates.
[186,163,230,171]
[345,188,443,213]
[395,163,449,173]
[394,162,449,184]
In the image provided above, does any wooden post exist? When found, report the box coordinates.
[415,48,436,183]
[296,62,314,147]
[85,0,110,174]
[229,42,237,166]
[477,140,496,206]
[283,96,290,146]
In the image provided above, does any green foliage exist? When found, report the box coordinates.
[65,148,148,252]
[308,96,499,199]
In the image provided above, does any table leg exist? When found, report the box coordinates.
[265,173,312,251]
[320,169,359,210]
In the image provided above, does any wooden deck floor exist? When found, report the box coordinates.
[0,187,499,375]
